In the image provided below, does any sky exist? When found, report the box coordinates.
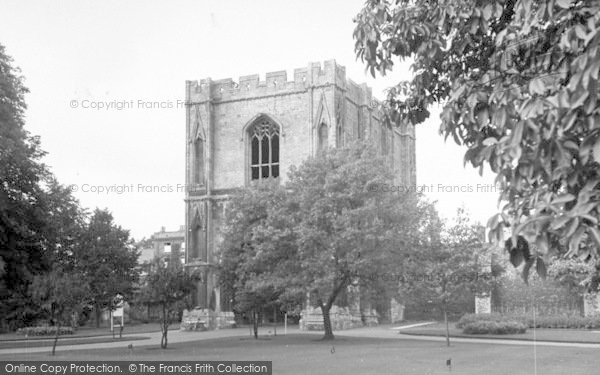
[1,0,498,240]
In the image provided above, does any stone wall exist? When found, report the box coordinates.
[299,306,379,331]
[180,308,236,331]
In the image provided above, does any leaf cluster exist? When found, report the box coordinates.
[354,0,600,276]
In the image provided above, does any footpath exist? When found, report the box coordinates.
[1,324,599,356]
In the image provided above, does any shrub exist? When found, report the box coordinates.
[456,313,508,328]
[457,313,528,334]
[462,320,527,334]
[458,312,600,330]
[16,326,74,336]
[522,314,600,329]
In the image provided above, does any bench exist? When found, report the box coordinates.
[181,310,208,331]
[300,314,324,331]
[184,319,206,331]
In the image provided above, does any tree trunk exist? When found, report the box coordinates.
[95,302,101,328]
[161,329,168,349]
[160,304,168,349]
[252,310,258,339]
[51,323,60,356]
[321,305,334,340]
[443,303,450,347]
[273,305,277,336]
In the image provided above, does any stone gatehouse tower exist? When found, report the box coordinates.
[184,60,416,312]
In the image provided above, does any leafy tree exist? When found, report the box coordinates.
[218,181,297,339]
[287,143,424,339]
[401,208,492,346]
[75,209,139,327]
[548,257,599,295]
[219,142,423,340]
[38,178,88,269]
[233,142,423,340]
[354,0,600,276]
[235,285,280,339]
[30,266,90,355]
[0,44,136,333]
[0,43,50,330]
[139,251,197,348]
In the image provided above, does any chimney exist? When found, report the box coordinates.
[161,226,165,232]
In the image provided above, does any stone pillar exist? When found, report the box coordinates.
[347,284,360,317]
[475,252,492,314]
[475,296,492,314]
[197,279,207,309]
[215,286,221,314]
[390,298,405,323]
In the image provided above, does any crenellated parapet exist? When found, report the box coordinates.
[185,60,381,109]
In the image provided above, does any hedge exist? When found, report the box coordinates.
[458,313,600,330]
[16,326,74,336]
[523,314,600,329]
[456,313,505,329]
[462,320,527,334]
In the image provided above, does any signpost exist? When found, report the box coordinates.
[111,294,125,338]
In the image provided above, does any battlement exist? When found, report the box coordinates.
[186,60,378,106]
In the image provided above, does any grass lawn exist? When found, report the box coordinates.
[0,323,179,341]
[400,322,600,343]
[1,334,597,375]
[0,336,150,350]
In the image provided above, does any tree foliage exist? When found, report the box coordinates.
[285,142,423,339]
[548,256,600,293]
[400,207,492,346]
[218,180,298,338]
[354,0,600,277]
[139,251,197,348]
[219,141,426,340]
[0,44,139,331]
[30,266,89,355]
[74,209,139,327]
[0,43,51,329]
[39,178,88,269]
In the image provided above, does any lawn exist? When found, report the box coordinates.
[0,323,179,341]
[0,335,150,350]
[400,322,600,343]
[0,322,182,350]
[1,333,597,375]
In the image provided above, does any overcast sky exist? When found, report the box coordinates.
[1,0,498,240]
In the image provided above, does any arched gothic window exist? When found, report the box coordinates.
[336,123,344,147]
[192,214,206,261]
[194,138,205,185]
[189,202,207,263]
[381,127,389,155]
[249,118,280,180]
[317,123,328,153]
